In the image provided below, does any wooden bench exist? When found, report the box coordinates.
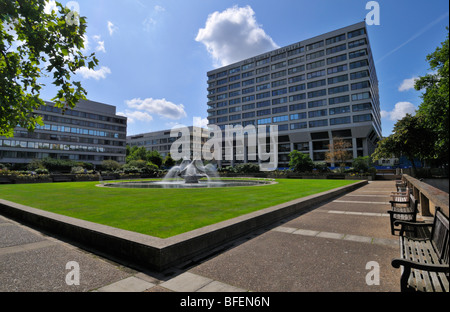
[387,193,418,235]
[395,180,407,192]
[391,207,449,292]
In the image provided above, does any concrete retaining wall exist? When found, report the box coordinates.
[0,180,367,271]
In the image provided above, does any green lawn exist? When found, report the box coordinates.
[0,179,358,238]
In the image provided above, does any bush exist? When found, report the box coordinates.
[101,160,121,172]
[314,162,329,173]
[234,163,260,173]
[352,156,373,173]
[289,150,314,173]
[41,157,77,173]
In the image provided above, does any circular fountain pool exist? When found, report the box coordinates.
[100,179,275,189]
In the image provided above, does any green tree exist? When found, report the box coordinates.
[0,0,98,137]
[163,153,176,168]
[288,150,314,173]
[352,156,373,173]
[372,114,434,175]
[147,150,163,168]
[414,27,449,167]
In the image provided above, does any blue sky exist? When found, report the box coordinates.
[40,0,449,137]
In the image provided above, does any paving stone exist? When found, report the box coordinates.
[160,272,213,292]
[197,280,247,292]
[97,276,155,292]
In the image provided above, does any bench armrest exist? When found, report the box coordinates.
[392,258,450,273]
[393,220,432,227]
[387,210,416,215]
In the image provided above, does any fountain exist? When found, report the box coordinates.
[100,158,275,189]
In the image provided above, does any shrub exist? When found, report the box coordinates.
[234,163,260,174]
[101,160,121,172]
[289,150,314,173]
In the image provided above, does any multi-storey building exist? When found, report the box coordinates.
[127,126,209,160]
[0,100,127,167]
[206,21,382,168]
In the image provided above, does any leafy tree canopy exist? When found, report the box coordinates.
[0,0,98,137]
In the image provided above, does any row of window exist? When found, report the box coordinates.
[208,28,367,81]
[211,113,372,127]
[35,123,126,139]
[0,139,125,154]
[38,105,126,125]
[0,151,125,163]
[210,103,371,118]
[211,50,368,89]
[41,113,126,133]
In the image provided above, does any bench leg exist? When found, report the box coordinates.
[400,266,412,292]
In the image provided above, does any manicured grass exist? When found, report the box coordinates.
[0,179,358,238]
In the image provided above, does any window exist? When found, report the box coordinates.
[290,112,307,120]
[326,43,346,55]
[353,114,372,122]
[352,102,371,112]
[229,98,240,105]
[217,116,228,123]
[242,79,254,86]
[288,74,305,84]
[309,119,328,128]
[289,93,306,102]
[229,67,240,74]
[278,124,289,131]
[327,54,347,65]
[288,56,304,66]
[348,28,365,38]
[326,33,346,45]
[328,74,348,85]
[257,100,270,108]
[242,63,254,70]
[273,115,289,123]
[229,114,241,121]
[329,106,350,115]
[242,95,255,102]
[350,70,369,80]
[229,106,241,113]
[242,71,253,78]
[288,47,304,56]
[257,118,271,125]
[272,88,287,96]
[327,64,347,75]
[256,67,270,75]
[256,58,270,66]
[256,83,270,91]
[289,84,306,92]
[307,79,326,89]
[229,90,240,97]
[256,92,270,99]
[289,103,306,111]
[307,89,326,99]
[330,116,351,125]
[349,49,367,59]
[351,92,371,101]
[308,99,327,108]
[306,60,325,70]
[256,74,270,83]
[217,109,228,115]
[328,85,349,95]
[351,81,370,90]
[242,87,254,94]
[306,41,324,51]
[328,95,350,105]
[348,38,367,49]
[350,59,368,69]
[272,97,288,105]
[272,52,286,61]
[308,109,327,118]
[229,74,240,82]
[271,61,286,70]
[307,69,326,80]
[242,103,255,111]
[271,70,287,79]
[288,65,305,75]
[291,122,307,130]
[272,106,288,114]
[272,79,287,88]
[229,82,240,89]
[306,50,324,60]
[257,109,271,116]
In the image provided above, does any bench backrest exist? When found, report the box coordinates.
[409,194,418,212]
[431,207,449,265]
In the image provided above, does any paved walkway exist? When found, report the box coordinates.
[0,180,417,292]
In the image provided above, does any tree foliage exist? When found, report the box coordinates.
[325,137,352,171]
[288,150,314,173]
[0,0,98,137]
[414,27,449,166]
[372,114,434,173]
[126,146,163,168]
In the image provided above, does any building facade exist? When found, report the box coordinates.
[0,100,127,167]
[127,126,208,160]
[206,21,382,168]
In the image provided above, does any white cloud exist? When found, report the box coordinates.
[398,77,418,92]
[92,35,106,53]
[125,98,187,120]
[381,102,416,121]
[117,110,153,124]
[193,117,209,128]
[44,0,58,14]
[142,5,165,32]
[195,5,279,67]
[154,5,165,12]
[76,66,111,80]
[107,21,118,36]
